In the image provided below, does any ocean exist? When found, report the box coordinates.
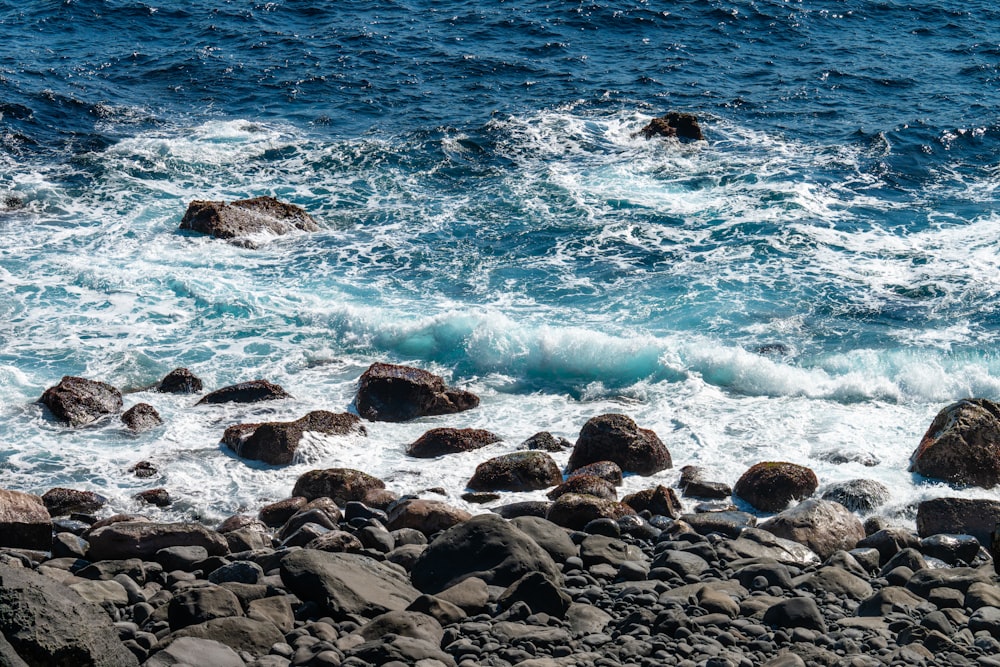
[2,0,1000,525]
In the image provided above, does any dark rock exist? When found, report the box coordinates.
[121,403,162,432]
[168,585,244,630]
[258,496,307,527]
[86,521,228,560]
[307,530,365,553]
[41,487,106,517]
[567,414,671,475]
[509,516,578,562]
[733,461,818,512]
[968,607,1000,639]
[355,362,479,422]
[579,534,645,568]
[348,634,456,667]
[0,489,52,550]
[291,468,386,504]
[179,196,319,245]
[497,571,571,617]
[623,485,682,519]
[215,514,265,534]
[820,479,890,514]
[405,594,466,625]
[166,616,284,657]
[406,427,501,458]
[462,491,500,503]
[682,511,756,538]
[143,636,243,667]
[679,466,732,499]
[920,533,981,565]
[196,379,290,405]
[434,576,490,614]
[386,499,471,536]
[135,488,171,507]
[545,493,637,530]
[520,431,571,452]
[493,501,551,519]
[547,474,617,501]
[223,410,366,465]
[360,609,444,645]
[905,566,992,598]
[909,398,1000,488]
[40,376,122,426]
[733,561,793,590]
[916,497,1000,544]
[879,547,927,577]
[156,545,210,571]
[795,566,873,600]
[653,549,710,578]
[467,451,562,492]
[158,368,203,394]
[635,112,704,141]
[207,561,264,585]
[568,460,623,486]
[856,586,925,616]
[857,527,921,566]
[277,498,342,539]
[758,499,865,560]
[763,597,826,632]
[129,461,158,478]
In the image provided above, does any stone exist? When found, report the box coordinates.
[759,498,864,560]
[348,634,456,667]
[360,610,444,645]
[567,414,671,475]
[258,496,307,527]
[246,596,294,633]
[635,112,704,141]
[820,479,890,514]
[68,579,129,606]
[41,487,106,517]
[509,516,578,562]
[291,468,386,504]
[497,571,571,617]
[969,607,1000,639]
[386,498,471,536]
[406,427,501,458]
[168,585,244,630]
[568,461,624,486]
[547,474,617,501]
[129,461,158,478]
[905,566,992,598]
[223,410,366,465]
[355,362,479,422]
[580,534,645,568]
[166,617,285,656]
[435,576,490,613]
[679,466,732,499]
[623,485,682,518]
[405,593,466,625]
[763,597,826,632]
[857,527,921,566]
[40,375,122,426]
[916,497,1000,544]
[909,398,1000,487]
[734,462,818,512]
[682,511,756,538]
[158,368,203,394]
[135,488,171,507]
[856,586,926,616]
[306,530,364,553]
[86,521,228,560]
[545,493,637,530]
[467,451,563,492]
[144,636,243,667]
[795,566,873,600]
[494,501,551,519]
[179,196,319,245]
[520,431,572,452]
[196,379,290,405]
[121,402,163,432]
[0,489,51,550]
[920,533,981,565]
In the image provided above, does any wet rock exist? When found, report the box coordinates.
[385,498,471,536]
[196,379,290,405]
[121,403,163,432]
[547,474,617,501]
[0,489,52,550]
[821,478,890,514]
[920,533,981,565]
[857,527,921,566]
[223,410,366,465]
[86,521,228,560]
[179,196,319,245]
[467,451,563,492]
[291,468,386,504]
[406,427,501,458]
[682,511,756,538]
[623,485,682,519]
[635,112,704,141]
[759,498,865,560]
[545,493,637,530]
[568,460,623,486]
[129,460,158,478]
[733,461,818,512]
[355,362,479,422]
[258,496,307,527]
[135,488,171,507]
[520,431,571,452]
[494,500,551,519]
[567,413,671,475]
[679,465,732,499]
[41,487,106,517]
[158,368,203,394]
[40,376,123,426]
[909,398,1000,488]
[916,496,1000,544]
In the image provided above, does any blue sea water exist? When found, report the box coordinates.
[2,0,1000,524]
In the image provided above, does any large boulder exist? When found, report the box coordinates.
[410,513,561,593]
[39,376,122,426]
[41,487,106,517]
[179,196,319,246]
[679,465,732,499]
[734,461,818,512]
[0,565,139,666]
[622,485,682,519]
[820,479,890,514]
[467,451,562,492]
[567,414,671,475]
[196,379,290,405]
[355,362,479,422]
[909,398,1000,488]
[0,489,52,550]
[291,468,386,504]
[386,499,471,537]
[916,497,1000,544]
[85,521,228,561]
[547,475,617,501]
[758,498,865,560]
[635,112,704,141]
[223,410,366,465]
[143,637,242,667]
[545,493,637,531]
[406,427,501,458]
[121,403,162,432]
[158,367,203,394]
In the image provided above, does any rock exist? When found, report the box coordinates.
[679,466,732,499]
[67,579,129,606]
[360,609,444,645]
[291,468,386,504]
[520,431,571,452]
[166,617,285,657]
[763,597,826,632]
[410,513,561,593]
[580,534,646,568]
[223,410,366,465]
[196,379,290,405]
[280,550,420,619]
[547,474,617,501]
[545,493,637,530]
[968,607,1000,639]
[759,499,865,560]
[207,561,264,585]
[121,403,162,432]
[406,427,501,458]
[0,565,139,666]
[86,521,228,560]
[682,511,756,538]
[635,112,704,141]
[435,576,490,614]
[567,461,623,486]
[494,501,551,519]
[39,376,122,426]
[509,516,578,562]
[497,571,571,617]
[920,533,981,565]
[406,593,466,625]
[129,460,158,478]
[909,398,1000,487]
[355,362,479,422]
[726,528,820,566]
[820,479,890,514]
[795,566,873,600]
[41,487,106,517]
[623,485,682,519]
[905,566,992,599]
[348,634,457,667]
[567,414,671,475]
[135,488,171,507]
[306,530,364,553]
[733,461,818,512]
[856,586,925,616]
[386,499,471,536]
[179,196,319,245]
[144,637,243,667]
[857,527,921,566]
[0,489,52,550]
[258,496,307,527]
[467,451,562,492]
[168,585,244,630]
[916,497,1000,544]
[158,367,203,394]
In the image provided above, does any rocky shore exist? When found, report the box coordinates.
[4,361,1000,666]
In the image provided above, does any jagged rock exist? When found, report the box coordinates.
[196,379,290,405]
[635,112,704,141]
[547,474,617,501]
[734,461,818,512]
[121,403,162,432]
[759,498,865,560]
[355,362,479,422]
[135,488,171,507]
[85,521,228,560]
[0,489,52,550]
[623,485,682,519]
[821,479,890,513]
[467,451,562,492]
[909,398,1000,488]
[386,499,471,536]
[679,465,732,499]
[40,376,122,426]
[916,497,1000,544]
[567,413,671,475]
[545,493,637,531]
[179,196,319,246]
[158,367,203,393]
[223,410,366,465]
[519,431,571,452]
[41,487,106,517]
[291,468,386,504]
[406,427,501,458]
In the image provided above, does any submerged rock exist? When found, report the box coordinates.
[467,451,562,492]
[821,478,891,514]
[40,376,123,427]
[179,196,319,246]
[121,402,162,432]
[158,367,203,394]
[406,427,501,458]
[355,362,479,422]
[733,461,818,512]
[567,413,671,475]
[910,398,1000,488]
[196,379,290,405]
[519,431,571,452]
[223,410,366,465]
[635,112,704,141]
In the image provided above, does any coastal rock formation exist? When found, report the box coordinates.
[568,460,624,485]
[519,431,571,452]
[196,379,291,405]
[386,498,472,536]
[406,427,501,458]
[679,465,733,499]
[292,468,387,505]
[634,112,704,141]
[467,451,563,492]
[546,474,617,501]
[222,410,366,465]
[916,497,1000,545]
[821,478,891,513]
[0,489,52,550]
[566,413,671,475]
[733,461,818,512]
[41,487,106,517]
[355,362,479,422]
[758,498,866,560]
[909,398,1000,488]
[40,375,122,426]
[85,521,228,560]
[179,196,319,246]
[545,493,637,530]
[158,367,203,393]
[121,402,162,432]
[623,485,682,519]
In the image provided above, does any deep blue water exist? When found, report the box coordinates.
[1,0,1000,521]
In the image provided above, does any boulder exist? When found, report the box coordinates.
[547,474,617,501]
[360,610,444,645]
[821,479,890,514]
[306,530,365,553]
[179,196,319,245]
[909,398,1000,488]
[545,493,637,531]
[410,513,561,593]
[85,521,228,561]
[733,461,818,512]
[497,571,571,617]
[508,516,578,562]
[41,487,106,517]
[916,497,1000,544]
[166,617,285,657]
[467,451,562,492]
[223,410,366,465]
[121,402,162,432]
[129,460,158,478]
[568,460,623,485]
[519,431,571,452]
[348,635,457,667]
[406,427,501,458]
[0,489,52,550]
[168,585,244,630]
[258,496,308,527]
[196,379,290,405]
[386,499,471,536]
[143,637,242,667]
[679,465,732,499]
[39,376,122,426]
[759,499,865,560]
[158,367,203,394]
[355,362,479,422]
[623,485,682,519]
[134,488,171,507]
[567,414,671,475]
[291,468,386,504]
[635,112,704,141]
